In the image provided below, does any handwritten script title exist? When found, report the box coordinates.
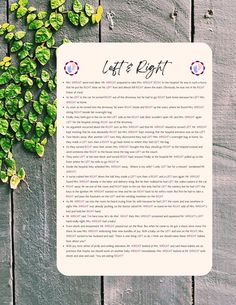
[102,59,173,79]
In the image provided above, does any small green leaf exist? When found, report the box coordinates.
[41,137,47,145]
[35,27,52,43]
[19,0,29,6]
[24,42,34,51]
[48,124,56,136]
[18,48,29,60]
[18,167,26,179]
[36,122,46,137]
[35,45,51,65]
[20,57,37,74]
[73,0,82,13]
[24,90,33,102]
[85,3,95,16]
[36,143,44,157]
[5,32,14,41]
[16,6,28,19]
[46,36,55,48]
[0,72,12,85]
[43,116,53,126]
[68,11,79,26]
[33,101,43,114]
[26,13,36,24]
[38,11,47,20]
[10,3,18,12]
[28,6,37,13]
[80,12,89,27]
[16,110,25,120]
[19,75,33,87]
[5,84,21,98]
[10,175,21,189]
[50,12,63,31]
[39,90,49,105]
[5,98,18,115]
[7,25,15,32]
[48,80,56,91]
[50,0,66,10]
[41,69,50,82]
[14,31,26,40]
[24,139,35,152]
[47,104,57,119]
[58,5,66,13]
[0,118,8,135]
[18,98,25,108]
[15,129,25,141]
[10,40,23,52]
[28,19,44,30]
[0,137,11,152]
[0,89,5,99]
[36,78,43,89]
[10,119,20,132]
[0,171,8,183]
[22,119,31,133]
[28,110,38,123]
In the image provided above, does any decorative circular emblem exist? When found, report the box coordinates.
[64,61,79,76]
[190,61,205,76]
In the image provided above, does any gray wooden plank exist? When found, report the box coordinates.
[195,1,236,304]
[0,1,13,304]
[9,0,101,304]
[101,1,192,304]
[101,0,191,42]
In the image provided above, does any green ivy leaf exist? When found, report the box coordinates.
[73,0,82,13]
[48,124,56,136]
[16,110,25,120]
[5,32,14,41]
[46,36,55,48]
[28,19,44,30]
[43,116,53,126]
[10,40,23,52]
[28,110,38,123]
[50,12,63,31]
[5,84,21,98]
[68,11,79,26]
[14,31,26,40]
[36,122,46,137]
[7,25,15,32]
[41,69,50,82]
[5,98,18,115]
[33,101,43,114]
[0,171,8,183]
[48,80,56,91]
[35,143,44,157]
[50,0,66,10]
[36,77,43,89]
[18,167,26,179]
[0,118,9,135]
[10,175,21,189]
[0,72,12,85]
[10,119,20,132]
[39,90,49,105]
[16,6,28,19]
[28,6,37,13]
[15,129,25,141]
[58,5,65,13]
[10,3,19,12]
[20,57,37,74]
[80,12,89,27]
[85,3,95,16]
[24,90,33,102]
[0,137,11,152]
[0,89,5,99]
[38,11,47,20]
[19,74,33,87]
[19,0,29,6]
[24,139,35,152]
[24,42,34,51]
[22,119,31,133]
[47,104,57,119]
[26,13,36,24]
[35,27,52,43]
[35,45,51,65]
[18,48,29,60]
[18,98,25,108]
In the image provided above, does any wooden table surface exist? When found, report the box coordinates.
[0,1,235,304]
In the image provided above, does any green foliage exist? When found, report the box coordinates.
[0,0,103,189]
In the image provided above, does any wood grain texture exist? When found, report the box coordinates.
[101,0,191,42]
[101,1,192,305]
[9,0,101,304]
[195,1,236,304]
[104,277,192,305]
[0,1,13,304]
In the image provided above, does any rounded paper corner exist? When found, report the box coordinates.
[198,43,212,57]
[57,42,73,55]
[57,261,71,277]
[197,261,212,276]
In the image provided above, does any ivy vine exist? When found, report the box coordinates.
[0,0,103,189]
